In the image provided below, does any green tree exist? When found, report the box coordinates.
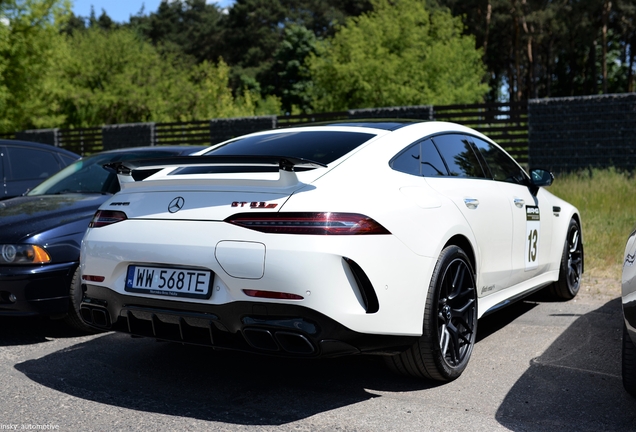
[185,59,281,120]
[0,0,69,133]
[129,0,224,65]
[264,24,317,114]
[439,0,636,101]
[222,0,371,94]
[53,27,180,126]
[308,0,487,111]
[52,27,280,127]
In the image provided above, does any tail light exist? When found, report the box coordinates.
[225,212,390,235]
[89,210,128,228]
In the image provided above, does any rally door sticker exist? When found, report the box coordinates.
[525,205,540,271]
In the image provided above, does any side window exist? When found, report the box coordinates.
[391,143,421,176]
[5,147,61,181]
[431,134,486,178]
[469,136,527,185]
[391,139,448,177]
[421,139,448,176]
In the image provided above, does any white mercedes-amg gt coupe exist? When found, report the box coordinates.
[79,120,583,381]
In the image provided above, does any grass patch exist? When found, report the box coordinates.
[548,168,636,279]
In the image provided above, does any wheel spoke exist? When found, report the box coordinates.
[569,230,579,254]
[440,324,450,358]
[449,263,466,300]
[566,227,582,289]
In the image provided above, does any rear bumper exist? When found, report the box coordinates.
[81,283,418,358]
[0,262,76,316]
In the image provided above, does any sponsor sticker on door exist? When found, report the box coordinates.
[525,206,540,271]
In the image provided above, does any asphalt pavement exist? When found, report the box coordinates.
[0,286,634,431]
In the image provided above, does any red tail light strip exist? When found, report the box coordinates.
[225,212,390,235]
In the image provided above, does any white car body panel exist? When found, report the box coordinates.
[81,219,434,335]
[79,121,582,361]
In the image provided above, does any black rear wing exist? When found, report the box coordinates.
[104,155,328,188]
[104,155,326,175]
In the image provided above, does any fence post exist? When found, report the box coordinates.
[15,128,60,147]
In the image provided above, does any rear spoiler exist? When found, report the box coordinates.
[104,155,328,187]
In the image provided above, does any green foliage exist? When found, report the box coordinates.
[265,24,317,114]
[52,27,280,127]
[187,60,282,119]
[549,168,636,279]
[53,27,179,126]
[0,0,69,133]
[439,0,636,101]
[129,0,224,65]
[308,0,488,111]
[221,0,371,95]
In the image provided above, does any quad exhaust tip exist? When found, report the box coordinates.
[80,305,110,328]
[243,328,315,354]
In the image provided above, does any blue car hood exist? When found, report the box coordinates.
[0,194,109,243]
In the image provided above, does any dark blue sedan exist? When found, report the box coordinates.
[0,146,206,331]
[0,139,79,199]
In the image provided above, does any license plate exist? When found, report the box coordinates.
[125,265,212,299]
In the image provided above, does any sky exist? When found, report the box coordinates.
[72,0,235,23]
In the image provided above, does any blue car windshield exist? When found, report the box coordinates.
[28,150,196,196]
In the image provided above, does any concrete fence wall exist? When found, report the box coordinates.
[528,93,636,172]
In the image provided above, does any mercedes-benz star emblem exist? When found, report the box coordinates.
[168,196,185,213]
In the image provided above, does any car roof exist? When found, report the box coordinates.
[0,139,80,158]
[303,119,424,131]
[96,145,208,155]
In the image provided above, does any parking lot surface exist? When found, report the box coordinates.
[1,279,634,431]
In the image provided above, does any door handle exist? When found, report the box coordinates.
[514,198,525,208]
[464,198,479,209]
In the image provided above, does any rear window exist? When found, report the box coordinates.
[204,131,376,165]
[169,131,377,175]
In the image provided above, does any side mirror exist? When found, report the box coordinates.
[529,168,554,187]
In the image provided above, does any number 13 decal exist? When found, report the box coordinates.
[525,206,540,270]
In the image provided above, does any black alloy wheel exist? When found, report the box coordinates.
[385,245,477,381]
[549,218,583,300]
[436,255,477,370]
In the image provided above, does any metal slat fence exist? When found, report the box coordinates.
[57,127,102,156]
[154,120,211,146]
[10,102,529,164]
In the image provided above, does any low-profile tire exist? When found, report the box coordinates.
[548,218,583,300]
[385,245,477,381]
[63,267,102,333]
[623,323,636,397]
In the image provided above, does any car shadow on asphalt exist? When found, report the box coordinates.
[13,330,442,425]
[495,297,636,431]
[0,316,94,346]
[9,298,547,425]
